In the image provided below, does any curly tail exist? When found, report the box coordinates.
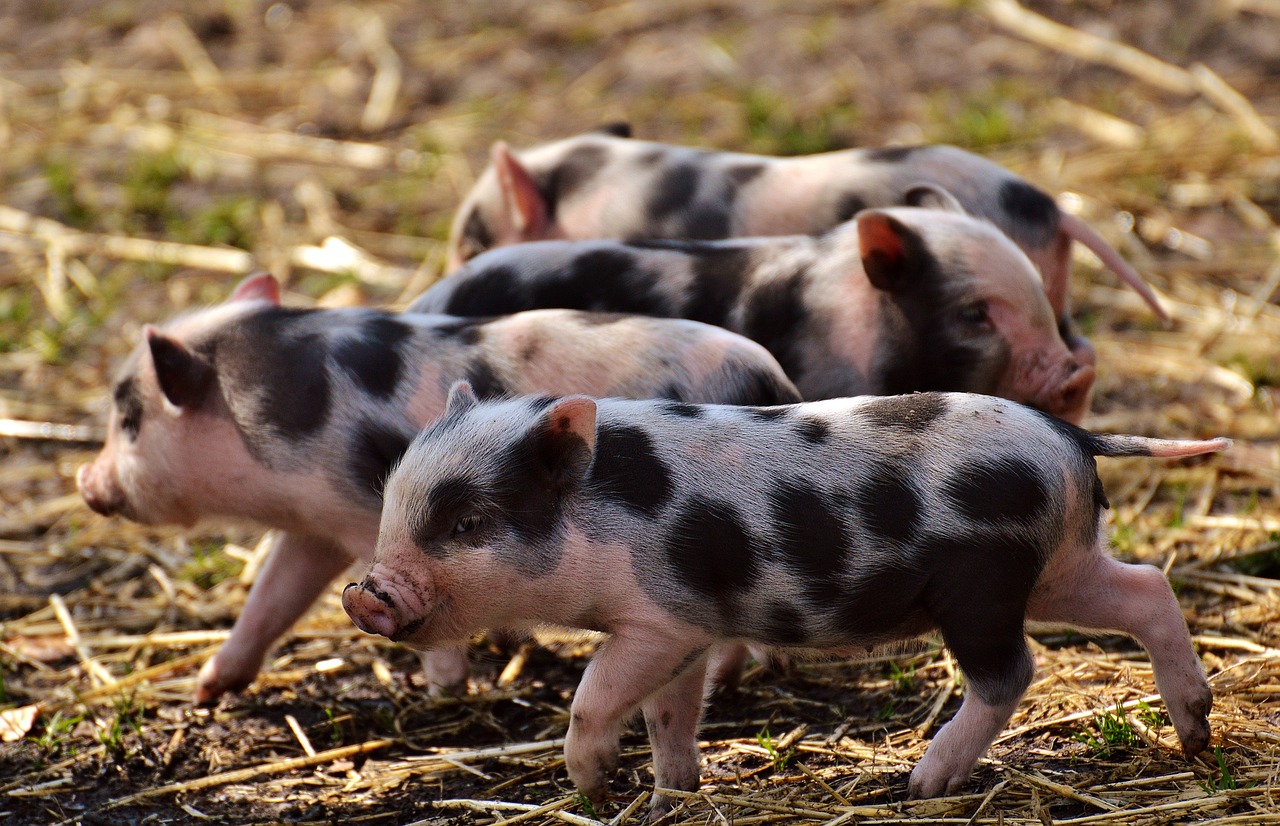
[1087,434,1231,458]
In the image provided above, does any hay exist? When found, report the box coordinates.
[1,1,1277,824]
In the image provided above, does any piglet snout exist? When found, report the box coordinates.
[342,581,401,639]
[77,462,121,516]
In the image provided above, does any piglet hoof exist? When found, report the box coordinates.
[1177,690,1213,759]
[193,658,251,707]
[906,761,969,800]
[646,793,680,823]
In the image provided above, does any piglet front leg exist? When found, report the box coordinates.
[195,531,353,705]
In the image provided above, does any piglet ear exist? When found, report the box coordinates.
[229,272,281,305]
[146,327,214,409]
[857,210,928,293]
[537,396,598,489]
[904,183,967,215]
[444,380,478,415]
[491,141,550,240]
[594,121,632,138]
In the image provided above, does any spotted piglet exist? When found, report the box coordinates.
[445,130,1169,365]
[412,204,1097,422]
[346,384,1223,814]
[77,273,801,704]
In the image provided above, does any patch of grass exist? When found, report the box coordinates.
[1201,746,1247,793]
[1227,538,1280,578]
[1110,521,1136,558]
[1167,482,1189,529]
[43,157,94,229]
[97,692,143,760]
[755,726,794,770]
[887,661,916,694]
[125,150,184,231]
[179,196,258,249]
[178,542,244,590]
[1135,700,1167,729]
[740,85,859,156]
[1075,702,1140,757]
[35,710,85,757]
[574,792,600,818]
[926,80,1042,149]
[875,698,898,722]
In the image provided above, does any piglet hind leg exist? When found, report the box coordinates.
[195,532,353,705]
[565,633,710,809]
[909,558,1037,798]
[1028,552,1212,758]
[418,642,471,696]
[643,652,709,820]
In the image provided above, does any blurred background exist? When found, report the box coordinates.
[0,2,1278,824]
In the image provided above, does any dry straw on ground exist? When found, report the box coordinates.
[1,1,1278,824]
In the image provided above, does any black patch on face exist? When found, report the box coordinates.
[113,375,144,440]
[465,359,507,400]
[662,401,703,419]
[740,271,810,383]
[757,601,809,646]
[795,417,830,445]
[215,306,331,443]
[861,393,948,432]
[333,315,412,399]
[834,193,868,223]
[587,424,674,516]
[852,462,921,544]
[347,419,412,501]
[683,247,753,326]
[998,179,1060,245]
[863,146,921,164]
[412,476,483,553]
[543,144,609,216]
[942,457,1048,525]
[770,479,848,606]
[459,208,494,262]
[647,161,700,218]
[663,496,760,621]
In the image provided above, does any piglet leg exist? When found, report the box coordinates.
[909,692,1022,798]
[195,531,352,705]
[643,651,708,818]
[1028,554,1212,758]
[419,642,471,696]
[564,632,710,807]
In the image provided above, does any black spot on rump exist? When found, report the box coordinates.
[852,462,921,544]
[113,375,143,439]
[740,271,810,383]
[862,145,922,164]
[861,393,948,432]
[348,419,413,501]
[647,161,700,218]
[437,263,529,316]
[795,417,830,444]
[333,315,412,399]
[663,496,760,619]
[998,179,1060,246]
[756,601,809,646]
[683,247,753,326]
[587,424,674,516]
[942,456,1048,524]
[215,306,331,443]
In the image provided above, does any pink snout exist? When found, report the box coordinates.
[342,580,403,639]
[77,461,122,517]
[1041,362,1096,425]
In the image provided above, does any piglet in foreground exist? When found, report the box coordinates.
[347,383,1224,813]
[77,273,800,704]
[413,204,1096,422]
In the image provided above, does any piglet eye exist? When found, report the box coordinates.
[959,301,990,327]
[453,514,483,537]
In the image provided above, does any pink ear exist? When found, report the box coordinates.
[491,141,550,240]
[538,396,597,488]
[229,272,281,305]
[544,396,598,455]
[444,380,479,415]
[857,211,915,292]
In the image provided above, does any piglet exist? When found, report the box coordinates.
[412,204,1096,423]
[77,273,801,704]
[347,383,1224,814]
[446,130,1168,365]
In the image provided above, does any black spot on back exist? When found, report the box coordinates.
[683,247,753,325]
[587,424,674,516]
[852,462,921,543]
[465,359,507,400]
[662,401,704,418]
[863,146,921,164]
[722,368,803,407]
[998,179,1060,246]
[942,457,1048,524]
[769,479,848,605]
[834,193,868,223]
[113,375,143,439]
[663,497,760,622]
[795,417,830,444]
[746,406,790,421]
[333,315,412,399]
[543,144,609,215]
[862,393,948,432]
[347,419,413,501]
[757,601,809,645]
[429,317,487,346]
[437,263,528,316]
[741,272,810,383]
[682,205,730,239]
[647,161,700,218]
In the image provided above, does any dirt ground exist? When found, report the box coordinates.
[1,1,1279,824]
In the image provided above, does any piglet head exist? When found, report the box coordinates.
[348,383,598,645]
[858,208,1094,424]
[445,142,555,272]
